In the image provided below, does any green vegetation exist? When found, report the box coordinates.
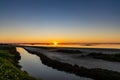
[0,44,36,80]
[87,52,120,62]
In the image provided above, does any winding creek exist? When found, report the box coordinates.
[17,47,93,80]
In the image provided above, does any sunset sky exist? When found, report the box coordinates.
[0,0,120,43]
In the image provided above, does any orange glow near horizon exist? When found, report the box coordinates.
[0,38,120,43]
[0,33,120,43]
[53,42,58,45]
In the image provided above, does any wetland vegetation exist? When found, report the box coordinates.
[0,44,37,80]
[87,52,120,62]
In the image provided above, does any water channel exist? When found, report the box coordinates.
[17,47,92,80]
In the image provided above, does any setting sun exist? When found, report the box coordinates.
[53,42,58,45]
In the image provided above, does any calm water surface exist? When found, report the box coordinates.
[17,47,93,80]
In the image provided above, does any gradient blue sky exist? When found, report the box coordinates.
[0,0,120,43]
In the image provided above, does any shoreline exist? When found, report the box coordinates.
[17,45,120,51]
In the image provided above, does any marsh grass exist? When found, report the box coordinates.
[87,53,120,62]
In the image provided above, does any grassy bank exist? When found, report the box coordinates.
[0,44,36,80]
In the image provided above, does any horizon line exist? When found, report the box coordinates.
[1,42,120,44]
